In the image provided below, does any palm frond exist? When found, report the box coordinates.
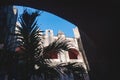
[36,37,76,65]
[43,37,71,55]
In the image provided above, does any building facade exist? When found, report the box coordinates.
[42,28,88,71]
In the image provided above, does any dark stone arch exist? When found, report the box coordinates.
[1,1,115,80]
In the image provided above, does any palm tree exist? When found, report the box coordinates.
[17,9,43,61]
[8,9,44,80]
[7,8,86,80]
[12,9,73,80]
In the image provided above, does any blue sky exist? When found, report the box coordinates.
[15,5,76,37]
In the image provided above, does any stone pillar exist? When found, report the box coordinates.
[5,6,18,51]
